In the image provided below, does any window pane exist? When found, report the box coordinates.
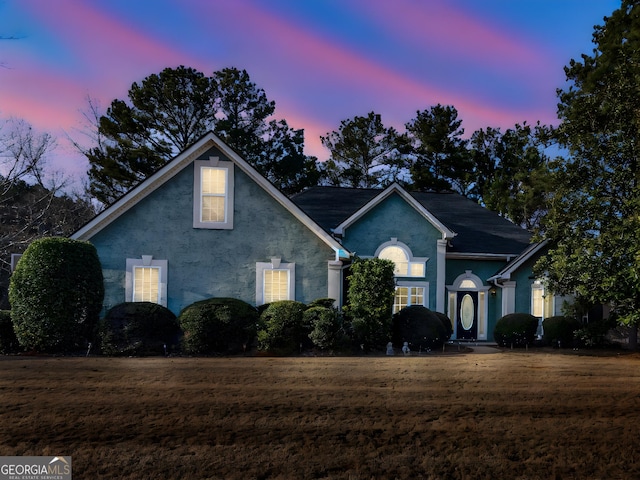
[394,287,408,313]
[201,196,225,222]
[409,263,424,277]
[201,167,227,223]
[379,246,409,276]
[133,267,160,303]
[544,293,554,318]
[202,168,226,194]
[410,287,424,306]
[264,270,289,302]
[459,279,477,288]
[532,287,543,317]
[479,291,486,336]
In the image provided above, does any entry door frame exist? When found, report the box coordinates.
[447,270,489,341]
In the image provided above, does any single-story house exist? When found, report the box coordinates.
[71,132,561,341]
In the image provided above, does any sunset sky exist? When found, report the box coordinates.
[0,0,621,186]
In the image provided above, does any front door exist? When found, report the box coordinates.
[456,291,478,340]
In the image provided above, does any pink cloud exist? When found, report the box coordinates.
[215,1,552,143]
[19,0,207,94]
[363,0,549,74]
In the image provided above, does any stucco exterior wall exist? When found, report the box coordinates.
[90,146,335,315]
[340,192,442,309]
[512,256,538,315]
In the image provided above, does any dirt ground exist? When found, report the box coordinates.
[0,348,639,479]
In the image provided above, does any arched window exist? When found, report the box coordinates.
[375,239,426,278]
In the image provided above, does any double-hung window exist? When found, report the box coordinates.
[256,258,295,305]
[193,158,234,229]
[126,256,168,306]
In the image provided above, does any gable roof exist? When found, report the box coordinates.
[71,132,349,259]
[292,186,532,256]
[334,183,455,240]
[487,240,548,283]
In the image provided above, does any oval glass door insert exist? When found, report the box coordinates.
[460,294,474,330]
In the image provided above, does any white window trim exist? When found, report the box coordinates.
[256,258,295,305]
[374,238,428,278]
[125,255,168,306]
[394,281,429,313]
[193,157,234,229]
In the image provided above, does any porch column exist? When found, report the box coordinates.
[500,281,517,316]
[436,239,447,313]
[327,260,343,308]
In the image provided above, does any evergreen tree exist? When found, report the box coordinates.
[85,66,319,205]
[320,112,408,188]
[470,122,552,230]
[406,104,473,194]
[536,0,640,346]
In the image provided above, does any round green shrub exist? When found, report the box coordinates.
[179,298,258,354]
[257,300,308,355]
[392,305,450,351]
[305,306,344,351]
[493,313,539,347]
[0,310,19,353]
[100,302,180,356]
[434,311,454,338]
[542,316,581,348]
[9,237,104,352]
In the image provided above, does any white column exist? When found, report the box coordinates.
[436,239,447,313]
[327,260,343,308]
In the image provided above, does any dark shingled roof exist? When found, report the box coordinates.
[291,186,532,255]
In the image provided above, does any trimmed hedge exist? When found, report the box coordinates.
[0,310,19,354]
[179,298,258,354]
[494,313,539,347]
[100,302,180,356]
[305,306,346,351]
[434,311,454,339]
[257,300,309,355]
[542,316,581,348]
[9,237,104,352]
[392,306,451,351]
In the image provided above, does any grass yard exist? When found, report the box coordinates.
[1,349,639,479]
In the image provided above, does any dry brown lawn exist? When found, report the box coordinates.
[1,349,639,479]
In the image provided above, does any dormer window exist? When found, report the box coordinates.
[193,157,234,229]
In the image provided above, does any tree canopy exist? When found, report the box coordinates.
[85,66,320,205]
[320,112,409,188]
[405,104,472,194]
[536,0,640,338]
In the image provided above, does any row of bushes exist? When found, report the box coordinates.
[493,313,615,348]
[95,299,454,356]
[1,296,454,356]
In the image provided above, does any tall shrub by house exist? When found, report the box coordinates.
[345,257,396,350]
[9,237,104,352]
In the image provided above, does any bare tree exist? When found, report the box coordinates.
[0,118,95,307]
